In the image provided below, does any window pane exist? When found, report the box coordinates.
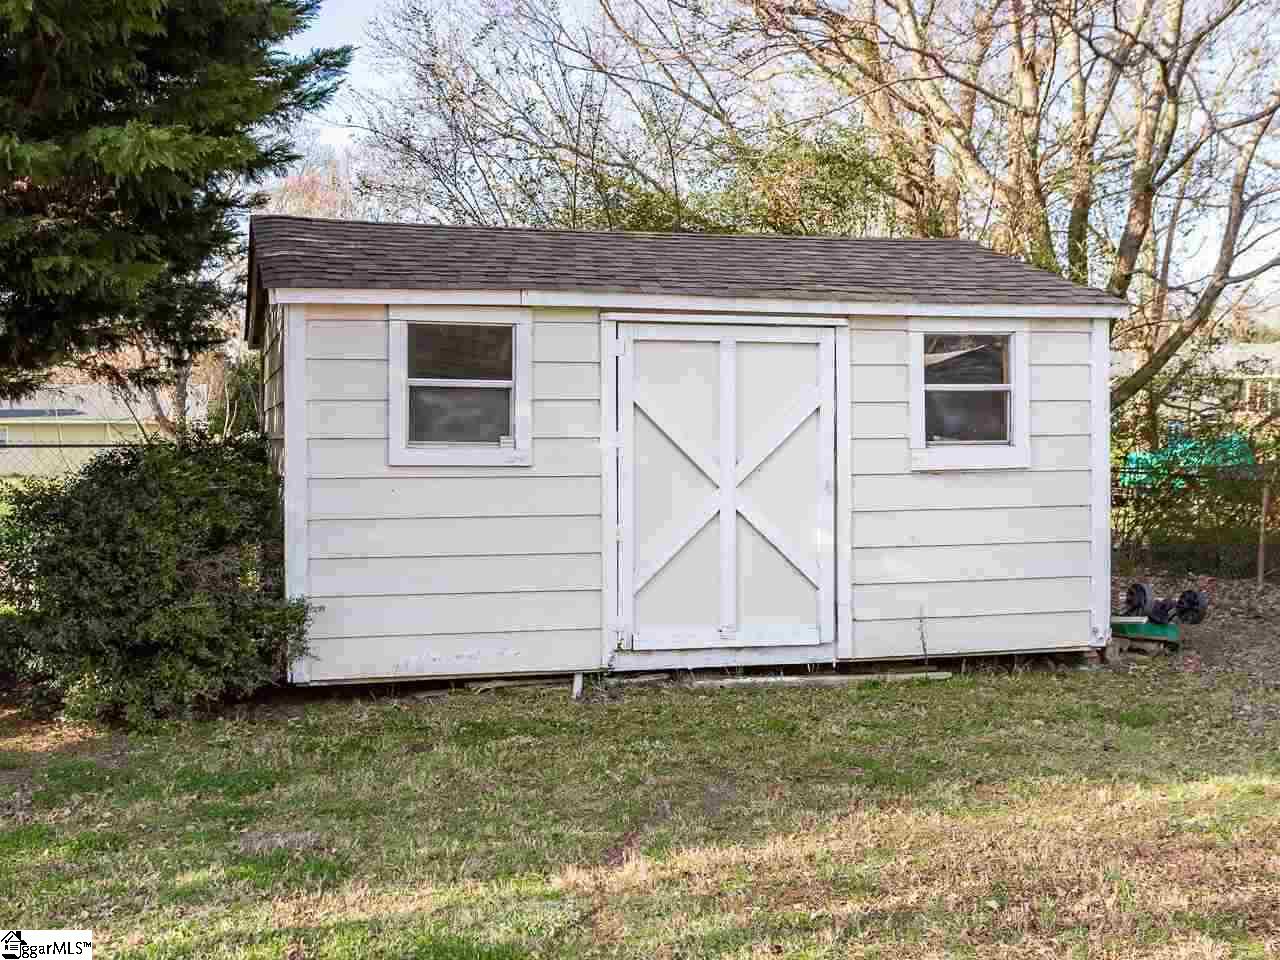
[409,386,511,443]
[924,334,1009,384]
[408,324,513,380]
[926,390,1009,443]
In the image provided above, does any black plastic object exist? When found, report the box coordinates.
[1123,583,1154,617]
[1147,598,1177,625]
[1175,589,1209,625]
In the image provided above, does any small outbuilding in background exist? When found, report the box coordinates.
[245,216,1127,684]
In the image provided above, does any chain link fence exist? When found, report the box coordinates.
[0,443,141,479]
[1113,461,1277,580]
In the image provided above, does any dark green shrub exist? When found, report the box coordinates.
[0,434,310,724]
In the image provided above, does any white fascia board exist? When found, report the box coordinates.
[270,286,1131,320]
[273,288,523,306]
[541,291,1130,319]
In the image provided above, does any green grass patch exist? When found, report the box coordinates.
[2,665,1278,957]
[0,823,54,855]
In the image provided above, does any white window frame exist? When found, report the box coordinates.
[908,317,1030,471]
[387,306,533,466]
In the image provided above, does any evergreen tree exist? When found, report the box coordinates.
[0,0,351,398]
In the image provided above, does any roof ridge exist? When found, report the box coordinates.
[251,214,986,246]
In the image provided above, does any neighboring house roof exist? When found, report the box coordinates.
[246,215,1125,344]
[1112,343,1280,379]
[0,383,209,424]
[1206,343,1280,371]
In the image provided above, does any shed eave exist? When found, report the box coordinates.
[263,286,1131,319]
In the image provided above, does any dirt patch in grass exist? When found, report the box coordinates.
[238,830,328,855]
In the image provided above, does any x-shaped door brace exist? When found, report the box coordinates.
[632,385,822,594]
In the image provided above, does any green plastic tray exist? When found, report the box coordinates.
[1111,617,1181,649]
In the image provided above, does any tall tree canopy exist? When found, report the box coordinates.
[355,0,1279,410]
[0,0,351,398]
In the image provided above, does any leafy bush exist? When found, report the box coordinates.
[0,434,310,724]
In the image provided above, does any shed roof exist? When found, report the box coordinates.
[246,215,1125,343]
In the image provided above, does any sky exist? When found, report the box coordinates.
[281,0,1275,305]
[282,1,380,144]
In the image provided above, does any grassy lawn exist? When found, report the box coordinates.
[2,663,1279,958]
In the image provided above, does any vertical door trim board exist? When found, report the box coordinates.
[284,303,311,683]
[815,330,837,655]
[835,323,853,660]
[617,325,637,652]
[601,313,621,663]
[719,337,738,638]
[1089,317,1112,648]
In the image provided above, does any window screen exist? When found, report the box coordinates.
[406,324,515,444]
[923,334,1011,443]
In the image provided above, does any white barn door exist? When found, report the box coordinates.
[616,323,836,654]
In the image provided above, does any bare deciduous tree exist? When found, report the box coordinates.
[353,0,896,232]
[352,0,1280,409]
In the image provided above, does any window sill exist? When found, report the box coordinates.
[388,444,532,467]
[910,445,1030,472]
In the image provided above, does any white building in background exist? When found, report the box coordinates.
[0,384,209,477]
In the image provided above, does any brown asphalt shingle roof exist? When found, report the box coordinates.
[249,214,1123,309]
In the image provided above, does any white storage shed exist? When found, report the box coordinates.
[245,215,1127,684]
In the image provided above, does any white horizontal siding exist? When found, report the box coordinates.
[295,306,606,681]
[308,400,385,438]
[848,316,907,331]
[310,591,600,638]
[854,577,1092,620]
[305,304,386,322]
[853,470,1090,511]
[308,436,601,478]
[307,319,386,359]
[852,541,1091,585]
[852,365,910,402]
[850,329,908,364]
[851,403,910,439]
[1031,401,1091,435]
[852,506,1091,548]
[310,515,602,559]
[310,554,600,597]
[854,611,1091,658]
[263,310,286,466]
[1029,435,1092,470]
[531,400,602,438]
[846,318,1097,660]
[311,473,601,519]
[1030,318,1093,332]
[533,362,599,400]
[264,373,284,411]
[1031,365,1091,401]
[1029,331,1091,364]
[533,323,600,362]
[308,358,388,400]
[306,630,602,681]
[852,435,1091,474]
